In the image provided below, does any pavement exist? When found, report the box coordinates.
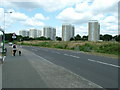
[0,48,2,90]
[2,45,102,88]
[0,64,2,90]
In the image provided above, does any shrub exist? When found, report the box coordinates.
[79,43,94,52]
[98,43,120,55]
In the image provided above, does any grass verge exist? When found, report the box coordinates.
[17,40,119,59]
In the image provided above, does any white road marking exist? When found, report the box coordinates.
[55,52,60,54]
[88,59,120,68]
[52,51,60,54]
[31,49,38,51]
[69,55,80,58]
[64,54,70,56]
[64,54,80,59]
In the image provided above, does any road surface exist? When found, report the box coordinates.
[2,45,103,88]
[21,45,119,88]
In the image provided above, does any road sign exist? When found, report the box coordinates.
[12,33,16,39]
[12,35,16,39]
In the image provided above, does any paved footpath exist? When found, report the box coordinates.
[1,46,102,88]
[0,64,2,89]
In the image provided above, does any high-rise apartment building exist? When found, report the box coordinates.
[62,24,75,41]
[19,30,29,37]
[29,29,37,38]
[43,26,56,40]
[88,20,100,41]
[37,30,42,37]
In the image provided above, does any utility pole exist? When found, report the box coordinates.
[3,11,12,53]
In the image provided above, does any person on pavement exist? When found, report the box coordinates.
[12,43,17,56]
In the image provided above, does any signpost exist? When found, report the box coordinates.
[12,33,16,39]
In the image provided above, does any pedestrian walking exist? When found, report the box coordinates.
[12,43,17,56]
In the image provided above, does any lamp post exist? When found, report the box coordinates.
[3,11,12,52]
[4,11,12,31]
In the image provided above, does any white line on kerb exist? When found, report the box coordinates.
[88,59,120,68]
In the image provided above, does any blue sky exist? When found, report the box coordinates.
[0,0,119,37]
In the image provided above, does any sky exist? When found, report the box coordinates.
[0,0,119,37]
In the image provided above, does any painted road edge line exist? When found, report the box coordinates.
[88,59,120,68]
[3,56,6,62]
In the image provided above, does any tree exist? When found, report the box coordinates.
[70,37,75,41]
[5,33,13,42]
[23,36,30,41]
[16,35,23,41]
[102,34,112,41]
[56,36,62,41]
[75,34,81,41]
[82,35,88,41]
[100,34,104,40]
[46,37,51,40]
[114,35,120,42]
[36,36,50,40]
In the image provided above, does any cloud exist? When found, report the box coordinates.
[0,8,4,24]
[0,8,48,28]
[34,13,49,20]
[56,7,92,24]
[3,0,80,12]
[57,0,118,24]
[91,0,118,13]
[23,18,45,27]
[11,12,28,21]
[102,16,117,23]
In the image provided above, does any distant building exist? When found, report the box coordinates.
[29,29,37,38]
[62,24,75,41]
[43,26,56,40]
[88,20,100,41]
[19,30,29,37]
[37,30,42,37]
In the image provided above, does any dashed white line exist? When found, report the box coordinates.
[52,51,60,54]
[88,59,120,68]
[64,54,70,56]
[69,55,80,58]
[56,52,60,54]
[64,54,80,59]
[31,49,38,51]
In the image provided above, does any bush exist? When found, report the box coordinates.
[98,43,120,55]
[38,42,51,47]
[54,43,68,49]
[79,43,94,52]
[20,41,120,55]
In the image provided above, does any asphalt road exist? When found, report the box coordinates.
[2,45,103,88]
[21,45,119,88]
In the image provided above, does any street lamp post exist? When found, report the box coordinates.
[3,11,12,52]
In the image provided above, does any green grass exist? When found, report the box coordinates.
[18,41,120,56]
